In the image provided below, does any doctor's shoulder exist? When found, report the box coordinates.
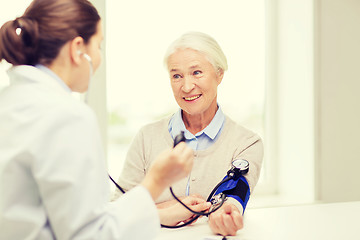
[31,91,99,131]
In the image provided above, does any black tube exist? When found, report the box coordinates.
[108,174,126,194]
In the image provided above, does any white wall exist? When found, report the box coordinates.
[88,0,108,157]
[315,0,360,202]
[268,0,360,204]
[267,0,315,203]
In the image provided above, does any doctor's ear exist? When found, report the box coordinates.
[69,36,85,64]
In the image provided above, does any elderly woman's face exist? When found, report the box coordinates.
[167,48,223,116]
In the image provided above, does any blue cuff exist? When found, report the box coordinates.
[214,176,250,213]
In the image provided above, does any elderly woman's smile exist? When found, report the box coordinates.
[184,94,202,101]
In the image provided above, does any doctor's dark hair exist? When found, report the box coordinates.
[0,0,100,66]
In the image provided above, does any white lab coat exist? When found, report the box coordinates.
[0,65,160,239]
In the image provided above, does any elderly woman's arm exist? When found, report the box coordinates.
[208,134,264,236]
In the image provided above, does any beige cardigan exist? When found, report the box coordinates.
[114,115,263,211]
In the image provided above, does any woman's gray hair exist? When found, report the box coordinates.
[164,31,228,72]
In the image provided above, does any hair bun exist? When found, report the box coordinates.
[0,17,39,65]
[16,17,39,64]
[15,17,39,48]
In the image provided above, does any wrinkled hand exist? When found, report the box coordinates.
[158,195,211,226]
[208,203,243,236]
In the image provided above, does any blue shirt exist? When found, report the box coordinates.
[168,106,225,150]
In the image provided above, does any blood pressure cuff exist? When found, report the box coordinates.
[214,176,250,214]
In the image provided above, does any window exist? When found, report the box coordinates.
[106,0,269,194]
[1,0,316,207]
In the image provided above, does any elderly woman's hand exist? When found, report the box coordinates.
[208,202,244,236]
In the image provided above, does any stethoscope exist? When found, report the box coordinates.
[108,131,250,229]
[77,50,93,104]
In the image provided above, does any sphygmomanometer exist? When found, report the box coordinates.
[108,131,250,229]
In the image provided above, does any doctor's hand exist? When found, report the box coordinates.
[141,142,194,201]
[158,195,211,226]
[208,202,243,236]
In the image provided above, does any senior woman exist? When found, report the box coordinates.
[114,32,263,236]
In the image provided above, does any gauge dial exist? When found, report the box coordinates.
[232,159,249,170]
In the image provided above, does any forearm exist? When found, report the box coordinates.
[158,207,183,226]
[140,175,166,201]
[156,199,179,209]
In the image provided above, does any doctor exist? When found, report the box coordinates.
[0,0,194,239]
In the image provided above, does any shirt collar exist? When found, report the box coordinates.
[169,105,225,140]
[203,106,225,139]
[35,64,71,93]
[8,65,71,95]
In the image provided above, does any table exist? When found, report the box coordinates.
[155,201,360,240]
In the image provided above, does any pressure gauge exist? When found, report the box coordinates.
[228,159,249,177]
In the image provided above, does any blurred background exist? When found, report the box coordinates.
[1,0,359,208]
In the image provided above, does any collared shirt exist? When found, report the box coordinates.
[35,64,72,93]
[168,105,225,150]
